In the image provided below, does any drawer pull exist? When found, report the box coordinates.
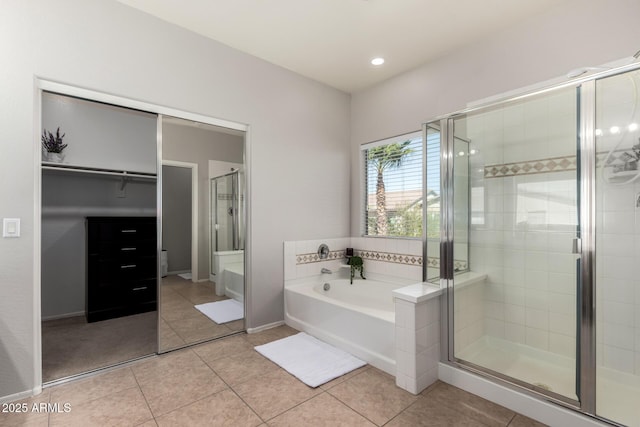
[120,264,137,269]
[121,247,137,251]
[132,286,148,291]
[121,229,137,233]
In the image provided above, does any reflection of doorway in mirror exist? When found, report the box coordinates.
[160,116,246,352]
[162,163,195,279]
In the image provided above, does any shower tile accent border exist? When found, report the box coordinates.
[484,151,634,179]
[484,155,577,178]
[425,256,467,271]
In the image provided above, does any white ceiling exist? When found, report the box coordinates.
[116,0,561,93]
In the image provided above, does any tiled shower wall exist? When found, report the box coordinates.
[464,80,640,377]
[464,88,579,360]
[595,71,640,376]
[284,237,423,282]
[595,179,640,375]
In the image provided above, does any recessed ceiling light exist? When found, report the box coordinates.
[371,57,385,66]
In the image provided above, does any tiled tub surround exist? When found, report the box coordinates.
[284,237,423,282]
[394,283,442,394]
[284,237,432,389]
[285,277,403,375]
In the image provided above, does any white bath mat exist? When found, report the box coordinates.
[178,273,192,280]
[195,299,243,324]
[254,332,366,388]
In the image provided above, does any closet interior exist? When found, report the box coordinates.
[40,92,158,382]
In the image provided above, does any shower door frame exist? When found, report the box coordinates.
[431,61,640,419]
[212,170,241,252]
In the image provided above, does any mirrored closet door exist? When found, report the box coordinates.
[41,92,158,382]
[159,116,246,352]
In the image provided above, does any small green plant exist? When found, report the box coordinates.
[41,127,67,153]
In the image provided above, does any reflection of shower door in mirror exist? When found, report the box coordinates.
[446,86,581,404]
[213,173,240,252]
[212,170,245,254]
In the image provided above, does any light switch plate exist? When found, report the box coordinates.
[3,218,20,238]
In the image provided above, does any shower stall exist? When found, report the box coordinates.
[427,63,640,426]
[210,170,245,300]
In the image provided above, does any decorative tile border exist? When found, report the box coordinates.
[484,156,576,178]
[217,193,245,201]
[354,250,422,266]
[295,249,423,266]
[296,250,346,264]
[484,151,634,179]
[295,249,469,270]
[596,151,636,169]
[425,257,467,271]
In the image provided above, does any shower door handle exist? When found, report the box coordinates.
[572,238,582,255]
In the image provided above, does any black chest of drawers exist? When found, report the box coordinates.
[86,216,157,322]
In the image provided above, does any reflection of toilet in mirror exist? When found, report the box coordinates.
[213,250,244,302]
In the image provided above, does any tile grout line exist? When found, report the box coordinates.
[123,366,156,426]
[190,340,265,423]
[262,389,330,424]
[505,412,518,426]
[324,384,382,426]
[131,349,227,422]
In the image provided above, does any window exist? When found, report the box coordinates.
[362,131,423,237]
[425,127,441,239]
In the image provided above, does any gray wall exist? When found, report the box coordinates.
[350,0,640,232]
[41,173,156,319]
[1,0,350,399]
[163,122,244,280]
[42,92,157,173]
[40,93,157,320]
[161,165,192,273]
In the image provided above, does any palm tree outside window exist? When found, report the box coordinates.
[362,131,423,237]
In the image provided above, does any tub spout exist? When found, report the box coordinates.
[321,268,332,274]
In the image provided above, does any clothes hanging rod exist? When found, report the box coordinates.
[42,162,156,179]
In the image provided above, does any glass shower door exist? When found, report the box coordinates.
[594,68,640,426]
[446,86,581,403]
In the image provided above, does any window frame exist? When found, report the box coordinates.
[360,130,424,239]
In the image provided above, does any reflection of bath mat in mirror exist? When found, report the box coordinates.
[255,332,366,387]
[178,273,192,280]
[195,299,243,324]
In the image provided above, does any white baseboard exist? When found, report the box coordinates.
[0,386,43,404]
[41,311,85,322]
[167,269,190,276]
[247,320,285,334]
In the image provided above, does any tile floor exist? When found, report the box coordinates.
[160,275,244,351]
[3,325,547,427]
[42,311,157,382]
[41,275,244,382]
